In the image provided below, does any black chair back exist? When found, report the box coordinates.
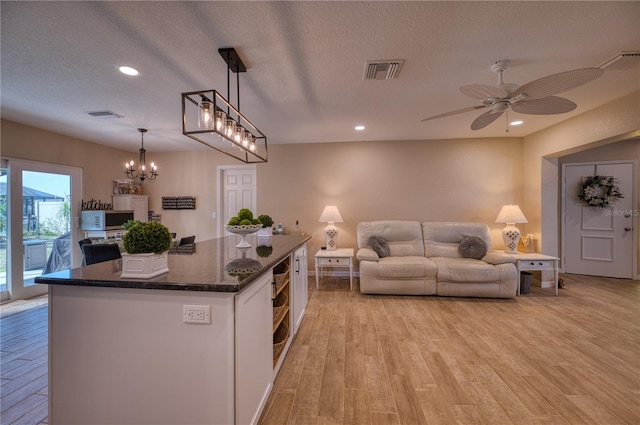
[179,235,196,246]
[82,243,121,265]
[78,238,92,266]
[78,238,92,248]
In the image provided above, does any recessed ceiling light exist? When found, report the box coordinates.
[510,120,523,126]
[118,66,139,76]
[355,125,365,131]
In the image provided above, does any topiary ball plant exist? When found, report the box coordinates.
[257,214,273,229]
[123,221,173,254]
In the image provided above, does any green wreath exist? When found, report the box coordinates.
[578,175,623,208]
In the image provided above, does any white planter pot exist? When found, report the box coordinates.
[121,252,169,279]
[257,227,272,247]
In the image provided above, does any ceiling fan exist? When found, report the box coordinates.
[421,60,604,130]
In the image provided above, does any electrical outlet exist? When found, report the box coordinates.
[183,305,211,324]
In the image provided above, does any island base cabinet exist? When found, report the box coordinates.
[49,285,237,425]
[235,272,273,425]
[292,244,308,334]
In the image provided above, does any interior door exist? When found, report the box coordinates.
[564,161,635,278]
[218,165,257,236]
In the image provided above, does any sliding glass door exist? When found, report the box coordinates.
[1,158,81,302]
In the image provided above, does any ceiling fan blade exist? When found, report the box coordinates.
[514,67,604,100]
[460,84,508,100]
[512,96,577,115]
[470,110,504,130]
[421,105,486,122]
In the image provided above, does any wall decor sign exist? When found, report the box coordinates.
[82,198,113,211]
[162,196,196,210]
[578,175,623,208]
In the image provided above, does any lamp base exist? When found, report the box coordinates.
[324,223,338,251]
[502,224,521,254]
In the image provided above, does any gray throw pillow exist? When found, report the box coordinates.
[459,236,487,260]
[369,236,390,258]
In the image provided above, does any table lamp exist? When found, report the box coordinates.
[318,205,343,251]
[495,204,528,254]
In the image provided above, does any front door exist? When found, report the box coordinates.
[563,161,635,278]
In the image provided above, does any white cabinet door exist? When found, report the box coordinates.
[235,271,273,425]
[112,195,148,222]
[292,244,308,334]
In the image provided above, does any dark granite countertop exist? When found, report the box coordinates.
[35,234,311,292]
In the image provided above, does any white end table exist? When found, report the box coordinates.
[511,253,560,296]
[315,248,354,291]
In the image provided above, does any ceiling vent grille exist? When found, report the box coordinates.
[363,60,404,80]
[598,51,640,71]
[87,110,123,119]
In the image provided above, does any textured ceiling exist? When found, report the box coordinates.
[1,1,639,153]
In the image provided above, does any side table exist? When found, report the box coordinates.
[315,248,354,291]
[511,253,560,296]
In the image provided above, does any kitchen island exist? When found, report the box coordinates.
[36,234,310,425]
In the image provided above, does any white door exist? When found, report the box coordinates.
[217,165,257,238]
[564,161,635,278]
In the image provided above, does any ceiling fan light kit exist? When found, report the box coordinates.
[182,48,268,163]
[422,59,605,131]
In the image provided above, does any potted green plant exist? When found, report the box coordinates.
[256,214,273,246]
[121,221,173,278]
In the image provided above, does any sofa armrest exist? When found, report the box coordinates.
[357,248,380,262]
[483,250,517,265]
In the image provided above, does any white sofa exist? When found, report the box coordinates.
[356,221,518,298]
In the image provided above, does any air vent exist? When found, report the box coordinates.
[363,60,404,80]
[598,51,640,71]
[87,110,124,119]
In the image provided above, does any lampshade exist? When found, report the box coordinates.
[318,205,343,223]
[495,204,528,224]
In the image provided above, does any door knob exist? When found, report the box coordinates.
[624,227,632,232]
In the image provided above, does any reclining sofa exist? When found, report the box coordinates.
[356,221,518,298]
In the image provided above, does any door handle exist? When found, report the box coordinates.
[624,227,632,232]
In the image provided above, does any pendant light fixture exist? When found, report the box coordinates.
[181,48,267,163]
[124,128,159,182]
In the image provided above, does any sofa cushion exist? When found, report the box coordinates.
[369,236,390,258]
[357,221,425,257]
[376,256,436,279]
[458,236,487,260]
[431,257,505,283]
[423,222,492,258]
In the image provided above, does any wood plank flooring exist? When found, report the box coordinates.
[0,274,638,425]
[0,304,48,425]
[259,274,640,425]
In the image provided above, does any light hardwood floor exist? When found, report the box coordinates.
[0,274,638,425]
[259,274,640,425]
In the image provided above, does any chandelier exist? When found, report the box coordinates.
[124,128,158,182]
[181,48,267,163]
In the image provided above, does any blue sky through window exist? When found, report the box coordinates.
[0,171,69,199]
